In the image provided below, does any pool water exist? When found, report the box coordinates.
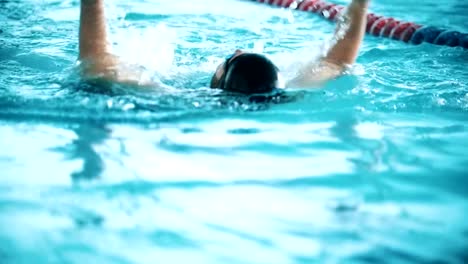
[0,0,467,263]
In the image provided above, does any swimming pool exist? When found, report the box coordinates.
[0,0,467,263]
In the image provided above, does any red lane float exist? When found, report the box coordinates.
[248,0,467,48]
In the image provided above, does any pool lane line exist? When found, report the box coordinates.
[249,0,468,49]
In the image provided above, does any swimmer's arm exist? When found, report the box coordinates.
[287,0,369,88]
[324,0,369,67]
[79,0,155,87]
[79,0,113,72]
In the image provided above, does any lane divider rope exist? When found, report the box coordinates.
[252,0,467,48]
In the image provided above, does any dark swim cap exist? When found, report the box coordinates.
[222,53,279,94]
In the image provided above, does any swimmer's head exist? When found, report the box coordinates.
[210,50,282,94]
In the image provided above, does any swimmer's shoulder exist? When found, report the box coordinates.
[286,60,344,89]
[79,55,176,92]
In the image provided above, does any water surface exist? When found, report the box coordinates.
[0,0,467,263]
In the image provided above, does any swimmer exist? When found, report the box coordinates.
[79,0,370,93]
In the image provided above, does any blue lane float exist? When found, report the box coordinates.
[249,0,467,49]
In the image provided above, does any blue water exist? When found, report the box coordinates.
[1,0,467,263]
